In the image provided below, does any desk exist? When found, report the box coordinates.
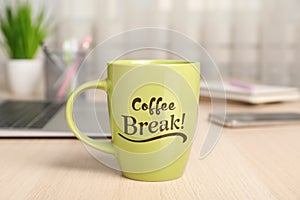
[0,101,299,199]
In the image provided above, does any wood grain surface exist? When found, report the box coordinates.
[0,101,299,199]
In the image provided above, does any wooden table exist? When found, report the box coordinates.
[0,101,299,199]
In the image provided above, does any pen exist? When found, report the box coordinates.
[40,42,65,70]
[229,80,254,91]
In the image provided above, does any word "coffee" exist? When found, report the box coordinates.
[132,97,176,115]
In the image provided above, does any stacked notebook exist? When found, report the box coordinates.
[200,81,300,104]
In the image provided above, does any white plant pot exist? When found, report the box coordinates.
[7,59,43,96]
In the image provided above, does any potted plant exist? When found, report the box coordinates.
[0,2,48,96]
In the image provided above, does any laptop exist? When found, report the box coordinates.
[0,99,111,138]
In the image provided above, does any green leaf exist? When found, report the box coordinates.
[0,2,49,59]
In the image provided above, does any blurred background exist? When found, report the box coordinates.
[1,0,300,98]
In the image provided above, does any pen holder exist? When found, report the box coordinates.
[44,50,87,101]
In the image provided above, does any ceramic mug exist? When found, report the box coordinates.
[66,60,200,181]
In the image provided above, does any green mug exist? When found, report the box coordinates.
[66,60,200,181]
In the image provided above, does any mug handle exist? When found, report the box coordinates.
[65,80,115,155]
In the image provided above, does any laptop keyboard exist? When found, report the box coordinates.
[0,101,64,129]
